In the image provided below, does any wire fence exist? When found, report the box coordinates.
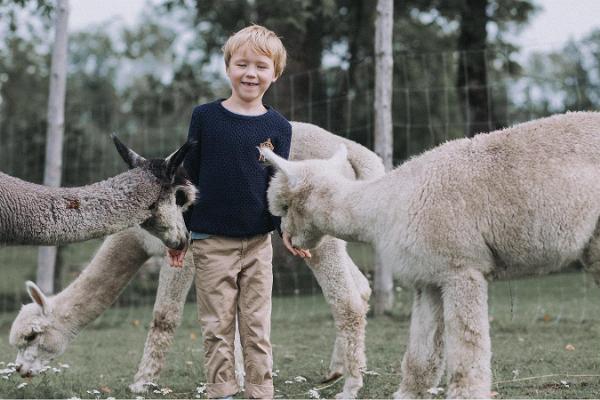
[1,46,600,319]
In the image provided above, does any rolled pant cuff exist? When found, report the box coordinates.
[206,381,239,399]
[245,382,274,399]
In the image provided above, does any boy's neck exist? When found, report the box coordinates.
[222,96,268,116]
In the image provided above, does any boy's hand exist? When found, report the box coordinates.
[283,231,311,258]
[166,247,186,268]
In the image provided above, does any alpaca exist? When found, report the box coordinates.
[0,135,196,263]
[10,122,384,399]
[9,227,164,377]
[260,112,600,399]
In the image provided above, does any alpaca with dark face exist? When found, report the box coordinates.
[0,135,196,265]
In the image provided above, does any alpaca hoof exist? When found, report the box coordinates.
[129,381,155,393]
[321,371,343,384]
[335,390,356,399]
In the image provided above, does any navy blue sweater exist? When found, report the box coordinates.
[183,100,292,237]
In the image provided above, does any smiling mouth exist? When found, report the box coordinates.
[242,82,259,86]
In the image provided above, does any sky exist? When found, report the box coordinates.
[69,0,600,52]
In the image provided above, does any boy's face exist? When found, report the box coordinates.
[226,45,277,105]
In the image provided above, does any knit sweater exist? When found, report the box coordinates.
[183,100,292,237]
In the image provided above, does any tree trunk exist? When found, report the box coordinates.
[373,0,394,315]
[457,0,491,138]
[37,0,70,295]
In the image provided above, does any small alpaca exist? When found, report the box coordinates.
[261,112,600,398]
[0,135,196,262]
[10,122,384,399]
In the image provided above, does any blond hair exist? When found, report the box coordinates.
[222,25,287,79]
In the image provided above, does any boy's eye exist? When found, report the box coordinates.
[237,63,246,67]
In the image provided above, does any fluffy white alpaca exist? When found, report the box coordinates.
[261,112,600,399]
[10,122,383,399]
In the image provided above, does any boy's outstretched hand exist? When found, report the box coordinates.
[167,247,186,268]
[282,231,312,258]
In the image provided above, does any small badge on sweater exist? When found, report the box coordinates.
[258,138,274,162]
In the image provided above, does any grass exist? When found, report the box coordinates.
[1,272,600,398]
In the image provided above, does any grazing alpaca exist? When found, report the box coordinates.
[9,227,164,377]
[260,112,600,399]
[0,135,196,262]
[10,122,384,399]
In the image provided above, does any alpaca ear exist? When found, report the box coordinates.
[259,147,304,189]
[111,133,146,168]
[165,140,195,182]
[25,281,51,315]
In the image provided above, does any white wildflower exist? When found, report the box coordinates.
[512,369,519,379]
[67,397,81,400]
[294,376,307,383]
[59,363,70,369]
[86,389,101,395]
[308,388,320,399]
[7,362,17,368]
[135,396,145,400]
[52,367,61,373]
[143,382,159,388]
[40,365,51,373]
[427,387,444,395]
[196,384,206,394]
[107,398,116,400]
[560,380,570,388]
[0,367,16,375]
[0,362,4,366]
[17,382,27,389]
[2,376,9,380]
[284,380,293,384]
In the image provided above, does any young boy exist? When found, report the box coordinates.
[181,25,309,399]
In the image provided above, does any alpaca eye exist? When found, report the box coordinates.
[175,190,188,207]
[24,332,38,342]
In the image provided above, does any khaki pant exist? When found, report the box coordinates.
[192,234,274,399]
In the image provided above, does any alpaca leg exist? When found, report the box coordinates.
[394,286,444,399]
[129,254,195,393]
[306,237,368,399]
[442,268,491,399]
[325,259,371,383]
[581,230,600,285]
[323,335,344,382]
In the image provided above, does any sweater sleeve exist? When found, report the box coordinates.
[183,107,202,228]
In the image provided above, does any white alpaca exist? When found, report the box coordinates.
[261,112,600,399]
[10,122,384,399]
[0,135,196,263]
[9,227,164,377]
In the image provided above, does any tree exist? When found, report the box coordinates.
[37,0,69,294]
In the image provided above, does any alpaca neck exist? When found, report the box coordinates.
[0,169,160,246]
[316,178,382,244]
[52,228,154,334]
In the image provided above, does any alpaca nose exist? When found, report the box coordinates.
[15,364,21,373]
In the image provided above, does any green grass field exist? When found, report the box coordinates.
[1,272,599,398]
